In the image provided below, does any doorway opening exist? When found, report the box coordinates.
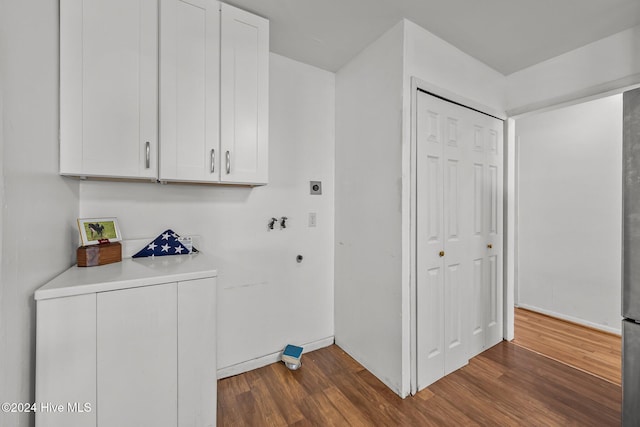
[512,93,623,382]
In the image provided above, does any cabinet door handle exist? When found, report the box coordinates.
[210,149,215,173]
[439,251,445,257]
[487,244,493,249]
[145,141,151,169]
[226,151,230,174]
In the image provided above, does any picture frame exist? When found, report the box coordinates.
[77,217,122,246]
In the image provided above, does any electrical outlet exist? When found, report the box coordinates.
[310,181,322,195]
[308,212,317,227]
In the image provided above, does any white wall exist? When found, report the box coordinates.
[507,25,640,115]
[516,94,622,333]
[0,2,80,426]
[0,2,4,393]
[505,24,639,340]
[79,53,335,373]
[0,24,4,427]
[334,21,405,395]
[335,18,509,398]
[403,20,507,114]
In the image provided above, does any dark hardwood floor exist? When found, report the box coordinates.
[218,340,621,426]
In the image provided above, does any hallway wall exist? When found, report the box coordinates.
[516,94,622,333]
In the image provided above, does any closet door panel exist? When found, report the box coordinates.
[484,123,504,348]
[469,129,487,357]
[417,266,445,388]
[442,110,471,375]
[416,92,446,390]
[444,262,466,375]
[468,111,504,357]
[469,257,485,354]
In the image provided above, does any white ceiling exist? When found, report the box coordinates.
[224,0,640,75]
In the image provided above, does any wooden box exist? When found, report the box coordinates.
[77,242,122,267]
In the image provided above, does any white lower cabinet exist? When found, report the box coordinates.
[97,283,178,426]
[35,258,217,427]
[35,294,97,427]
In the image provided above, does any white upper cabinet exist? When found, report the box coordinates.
[159,0,220,183]
[60,1,269,185]
[60,0,158,180]
[220,3,269,185]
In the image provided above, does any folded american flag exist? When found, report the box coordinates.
[132,229,198,258]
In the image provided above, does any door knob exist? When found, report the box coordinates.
[439,251,445,257]
[487,244,493,249]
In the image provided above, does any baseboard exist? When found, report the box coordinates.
[516,304,621,335]
[217,336,335,379]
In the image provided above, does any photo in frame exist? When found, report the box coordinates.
[77,217,122,246]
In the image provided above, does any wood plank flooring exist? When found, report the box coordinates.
[218,341,621,426]
[512,307,622,385]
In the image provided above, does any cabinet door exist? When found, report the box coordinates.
[60,0,158,179]
[178,277,217,426]
[159,0,220,183]
[36,295,97,427]
[97,283,177,427]
[220,3,269,184]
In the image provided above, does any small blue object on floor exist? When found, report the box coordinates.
[282,344,303,370]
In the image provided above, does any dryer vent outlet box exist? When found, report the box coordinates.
[310,181,322,195]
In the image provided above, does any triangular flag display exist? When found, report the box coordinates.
[132,229,198,258]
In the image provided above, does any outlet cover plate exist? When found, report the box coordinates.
[310,181,322,195]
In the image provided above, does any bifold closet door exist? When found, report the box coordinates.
[468,107,504,358]
[416,90,503,391]
[416,91,472,389]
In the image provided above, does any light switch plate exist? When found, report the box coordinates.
[310,181,322,195]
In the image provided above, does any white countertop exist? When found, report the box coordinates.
[35,253,218,300]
